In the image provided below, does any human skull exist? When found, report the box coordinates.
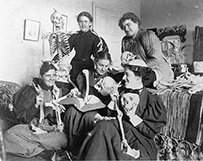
[121,93,139,114]
[50,10,64,30]
[94,76,117,96]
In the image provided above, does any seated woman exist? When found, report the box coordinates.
[63,51,118,156]
[4,62,68,160]
[77,59,167,160]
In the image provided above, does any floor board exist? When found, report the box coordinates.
[5,153,45,161]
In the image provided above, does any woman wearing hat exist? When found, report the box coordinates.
[76,59,167,160]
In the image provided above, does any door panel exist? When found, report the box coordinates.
[93,3,124,67]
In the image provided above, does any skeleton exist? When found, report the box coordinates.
[31,82,65,133]
[42,9,72,83]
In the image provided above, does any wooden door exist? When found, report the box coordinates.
[92,3,124,67]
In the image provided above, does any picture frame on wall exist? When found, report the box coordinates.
[23,19,40,41]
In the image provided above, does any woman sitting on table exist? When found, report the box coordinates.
[63,50,118,156]
[77,59,167,160]
[4,62,68,160]
[119,12,174,86]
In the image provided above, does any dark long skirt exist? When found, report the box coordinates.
[77,120,157,160]
[63,106,97,154]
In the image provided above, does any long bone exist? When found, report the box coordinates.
[54,103,63,132]
[50,87,64,132]
[33,82,64,131]
[44,100,64,132]
[82,69,89,104]
[114,94,140,159]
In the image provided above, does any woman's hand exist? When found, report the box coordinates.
[121,51,135,65]
[56,123,64,132]
[45,101,65,113]
[128,114,143,127]
[110,86,119,101]
[53,84,60,99]
[68,87,81,97]
[122,97,142,126]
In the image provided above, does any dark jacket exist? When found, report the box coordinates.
[13,78,66,124]
[53,30,109,83]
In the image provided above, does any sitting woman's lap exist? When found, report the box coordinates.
[4,124,67,157]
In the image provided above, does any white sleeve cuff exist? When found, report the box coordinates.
[107,101,115,111]
[130,115,143,127]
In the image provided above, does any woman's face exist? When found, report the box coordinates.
[78,16,92,32]
[42,69,57,87]
[95,59,110,76]
[124,67,140,89]
[122,19,139,38]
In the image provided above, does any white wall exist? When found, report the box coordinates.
[0,0,140,86]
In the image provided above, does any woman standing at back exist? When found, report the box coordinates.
[119,12,174,87]
[53,11,108,84]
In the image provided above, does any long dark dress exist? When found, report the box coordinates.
[77,88,167,160]
[63,69,114,154]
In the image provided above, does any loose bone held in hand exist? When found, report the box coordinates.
[33,82,64,131]
[46,99,65,132]
[114,97,140,159]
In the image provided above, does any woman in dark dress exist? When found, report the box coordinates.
[53,11,109,84]
[4,62,69,160]
[63,51,117,156]
[77,59,167,160]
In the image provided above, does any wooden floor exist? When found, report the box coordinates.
[4,151,72,161]
[5,153,45,161]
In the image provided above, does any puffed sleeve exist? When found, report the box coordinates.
[121,37,126,53]
[13,85,39,124]
[135,93,167,139]
[68,33,76,52]
[92,36,109,57]
[140,30,162,65]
